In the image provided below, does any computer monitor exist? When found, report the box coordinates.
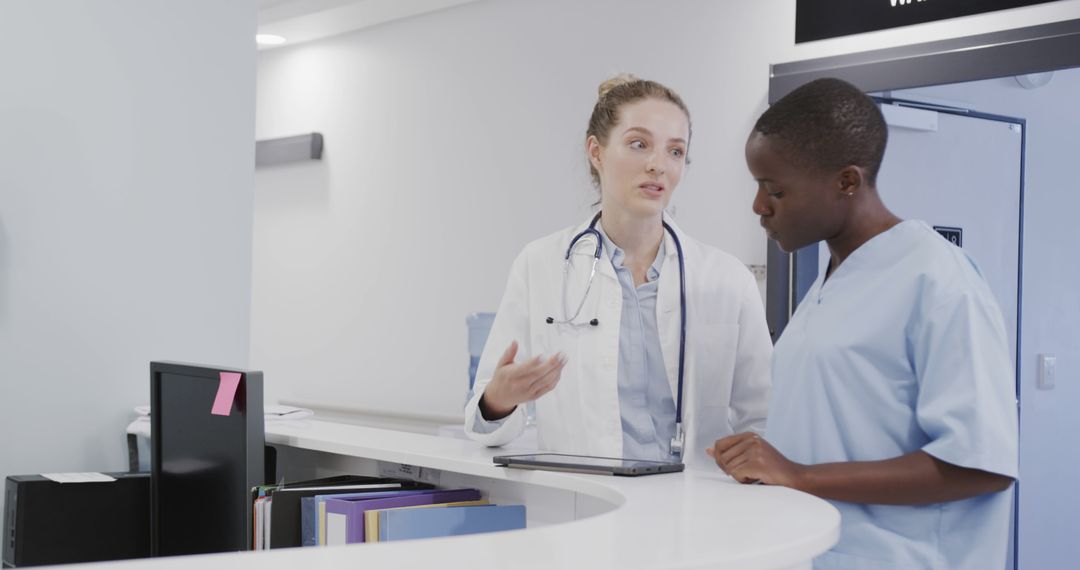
[149,361,265,556]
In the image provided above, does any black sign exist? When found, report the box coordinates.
[796,0,1063,43]
[934,226,963,247]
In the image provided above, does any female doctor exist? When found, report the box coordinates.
[464,75,772,470]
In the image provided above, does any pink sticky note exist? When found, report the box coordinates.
[211,372,242,416]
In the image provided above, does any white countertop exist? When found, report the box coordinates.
[76,419,840,569]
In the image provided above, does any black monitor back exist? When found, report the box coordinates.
[150,361,264,556]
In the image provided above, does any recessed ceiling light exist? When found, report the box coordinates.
[256,34,287,46]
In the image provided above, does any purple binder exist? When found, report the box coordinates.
[322,488,482,544]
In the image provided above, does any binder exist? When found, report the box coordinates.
[323,489,482,545]
[264,476,432,549]
[378,504,526,542]
[298,489,433,546]
[364,500,490,543]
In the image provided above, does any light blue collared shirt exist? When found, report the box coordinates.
[597,226,677,462]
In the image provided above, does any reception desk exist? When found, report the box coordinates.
[76,419,840,569]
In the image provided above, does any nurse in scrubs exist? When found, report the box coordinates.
[464,75,772,470]
[709,78,1018,569]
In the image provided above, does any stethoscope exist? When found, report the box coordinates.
[545,212,688,458]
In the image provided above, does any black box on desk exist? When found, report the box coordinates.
[3,472,150,567]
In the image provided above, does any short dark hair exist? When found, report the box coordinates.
[753,77,887,184]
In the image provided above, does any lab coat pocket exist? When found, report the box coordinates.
[535,322,605,453]
[534,323,588,401]
[687,323,740,408]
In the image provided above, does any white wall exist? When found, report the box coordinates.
[0,0,257,515]
[891,70,1080,570]
[252,0,774,419]
[252,0,1080,421]
[252,0,800,419]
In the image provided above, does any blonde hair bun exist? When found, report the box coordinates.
[598,73,640,99]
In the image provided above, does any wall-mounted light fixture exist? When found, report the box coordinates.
[255,133,324,167]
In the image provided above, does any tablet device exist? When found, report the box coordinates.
[492,453,684,477]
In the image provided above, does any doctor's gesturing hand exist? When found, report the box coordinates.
[706,433,803,487]
[479,341,567,421]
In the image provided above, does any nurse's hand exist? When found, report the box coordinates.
[706,433,806,487]
[479,340,567,421]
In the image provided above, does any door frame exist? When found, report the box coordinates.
[765,18,1080,341]
[871,95,1027,386]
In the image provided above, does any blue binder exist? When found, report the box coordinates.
[300,489,433,546]
[378,504,526,541]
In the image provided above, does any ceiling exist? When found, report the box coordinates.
[256,0,484,49]
[258,0,297,9]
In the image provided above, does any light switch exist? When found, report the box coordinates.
[1037,354,1057,390]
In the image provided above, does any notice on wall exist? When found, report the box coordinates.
[933,226,963,247]
[796,0,1062,43]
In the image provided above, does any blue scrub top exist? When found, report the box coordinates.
[767,221,1018,570]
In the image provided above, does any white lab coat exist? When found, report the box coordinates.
[464,215,772,471]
